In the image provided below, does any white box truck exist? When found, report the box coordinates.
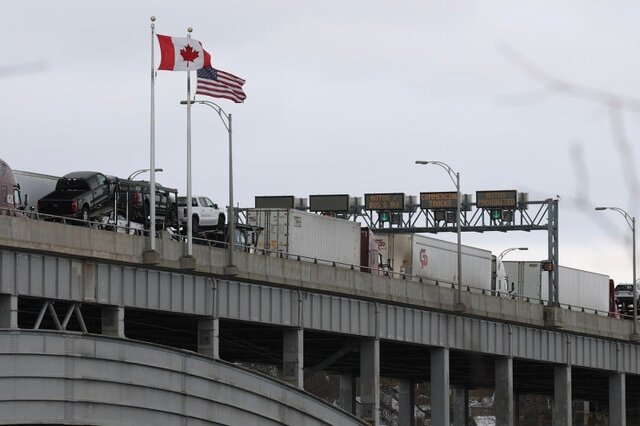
[246,208,361,267]
[503,261,610,313]
[376,233,501,290]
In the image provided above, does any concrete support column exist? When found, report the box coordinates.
[0,294,18,329]
[609,372,626,426]
[452,387,468,426]
[101,306,124,338]
[283,328,304,388]
[360,339,380,425]
[431,347,450,426]
[495,357,514,426]
[339,373,356,414]
[197,318,219,359]
[552,365,571,426]
[398,379,414,426]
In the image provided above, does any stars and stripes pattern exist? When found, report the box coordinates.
[196,67,247,103]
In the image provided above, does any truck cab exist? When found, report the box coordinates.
[0,159,23,211]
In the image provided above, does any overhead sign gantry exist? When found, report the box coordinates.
[246,190,560,306]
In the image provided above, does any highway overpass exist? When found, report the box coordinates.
[0,214,638,425]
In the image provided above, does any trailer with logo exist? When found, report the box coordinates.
[374,233,503,290]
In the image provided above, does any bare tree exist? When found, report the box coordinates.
[498,43,640,246]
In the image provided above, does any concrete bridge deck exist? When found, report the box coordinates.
[1,215,638,425]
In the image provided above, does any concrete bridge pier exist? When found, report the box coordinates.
[360,338,380,425]
[431,347,450,425]
[0,294,17,329]
[553,365,572,425]
[609,372,626,425]
[283,328,304,388]
[197,317,220,359]
[495,357,514,425]
[452,386,468,426]
[101,306,124,338]
[339,373,356,414]
[398,379,415,425]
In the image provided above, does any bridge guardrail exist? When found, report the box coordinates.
[1,206,620,319]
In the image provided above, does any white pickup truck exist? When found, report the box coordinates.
[177,196,225,234]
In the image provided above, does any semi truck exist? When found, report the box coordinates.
[374,233,507,291]
[360,227,383,273]
[0,158,23,210]
[503,261,610,314]
[246,208,361,267]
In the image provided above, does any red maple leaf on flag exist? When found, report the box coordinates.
[180,44,200,65]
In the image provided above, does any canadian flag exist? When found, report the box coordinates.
[157,34,212,71]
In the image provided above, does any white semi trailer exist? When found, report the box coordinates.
[503,261,610,313]
[246,208,361,268]
[13,170,58,212]
[375,233,507,291]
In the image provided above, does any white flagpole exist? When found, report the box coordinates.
[186,28,193,256]
[227,113,235,268]
[149,16,157,252]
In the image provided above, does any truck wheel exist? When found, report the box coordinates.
[81,206,90,223]
[217,213,226,230]
[192,216,199,235]
[166,203,177,229]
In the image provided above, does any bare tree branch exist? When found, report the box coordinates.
[0,60,48,78]
[497,42,640,247]
[498,43,640,111]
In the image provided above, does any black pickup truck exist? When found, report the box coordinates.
[37,171,117,221]
[116,179,178,230]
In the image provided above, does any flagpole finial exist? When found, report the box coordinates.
[187,27,193,33]
[150,16,156,22]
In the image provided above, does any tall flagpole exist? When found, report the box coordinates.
[186,27,193,257]
[227,113,235,269]
[149,16,157,253]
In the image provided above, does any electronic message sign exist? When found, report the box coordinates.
[255,196,295,209]
[364,193,405,211]
[420,192,457,209]
[309,194,350,212]
[476,190,518,208]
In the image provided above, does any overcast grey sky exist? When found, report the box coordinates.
[3,1,640,283]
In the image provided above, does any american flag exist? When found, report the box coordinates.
[196,67,246,103]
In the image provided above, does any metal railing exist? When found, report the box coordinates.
[1,206,622,319]
[1,206,154,236]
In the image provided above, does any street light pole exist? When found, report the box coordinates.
[415,160,463,309]
[126,168,163,229]
[498,247,528,261]
[128,168,163,181]
[595,206,638,338]
[181,99,237,274]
